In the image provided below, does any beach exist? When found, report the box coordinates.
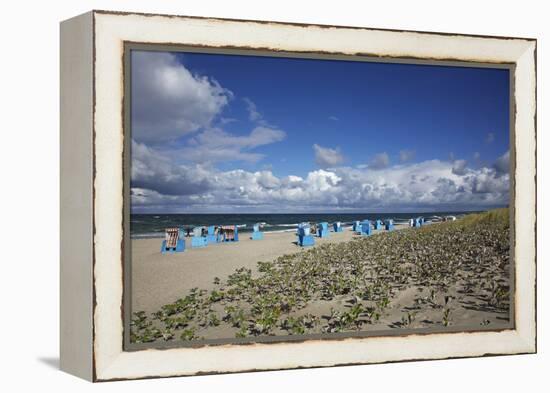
[130,210,511,343]
[132,225,406,314]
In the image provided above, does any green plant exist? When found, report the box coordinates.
[209,289,224,303]
[235,325,249,338]
[208,313,221,327]
[401,311,417,327]
[442,308,452,327]
[180,328,197,341]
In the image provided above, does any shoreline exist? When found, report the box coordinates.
[130,224,410,240]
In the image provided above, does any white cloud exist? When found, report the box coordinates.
[256,171,281,189]
[181,126,286,164]
[243,97,263,123]
[486,132,495,143]
[131,153,510,213]
[219,117,237,125]
[131,51,232,143]
[493,150,510,176]
[399,149,415,162]
[369,152,390,169]
[451,159,468,176]
[131,140,213,196]
[328,116,339,121]
[313,144,344,167]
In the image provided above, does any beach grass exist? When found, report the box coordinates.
[130,208,511,344]
[455,207,509,228]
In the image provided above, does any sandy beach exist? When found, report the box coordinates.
[130,211,511,343]
[132,225,406,314]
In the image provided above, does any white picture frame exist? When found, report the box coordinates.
[60,10,536,382]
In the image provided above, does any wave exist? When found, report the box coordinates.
[264,228,299,234]
[131,232,165,239]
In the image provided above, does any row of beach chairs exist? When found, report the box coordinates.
[409,217,425,227]
[352,219,395,236]
[162,218,426,253]
[296,219,394,247]
[161,223,265,254]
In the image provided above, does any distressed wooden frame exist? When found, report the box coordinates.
[60,10,537,382]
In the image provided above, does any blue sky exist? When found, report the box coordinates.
[181,53,509,176]
[130,50,510,213]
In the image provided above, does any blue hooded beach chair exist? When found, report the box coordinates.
[161,227,185,254]
[352,220,361,232]
[251,223,264,240]
[373,219,383,230]
[384,219,394,231]
[359,220,372,235]
[206,225,220,244]
[297,223,315,247]
[333,221,343,232]
[191,226,208,248]
[318,222,330,238]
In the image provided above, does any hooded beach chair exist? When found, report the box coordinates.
[297,223,315,247]
[191,226,208,248]
[359,220,372,235]
[221,225,239,242]
[318,222,330,238]
[352,220,361,232]
[384,219,394,231]
[206,225,220,244]
[251,223,263,240]
[373,219,383,230]
[297,222,311,235]
[161,227,185,254]
[333,221,343,232]
[413,218,422,228]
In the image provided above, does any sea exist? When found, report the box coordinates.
[130,212,472,239]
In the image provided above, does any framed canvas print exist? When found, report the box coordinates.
[60,10,537,382]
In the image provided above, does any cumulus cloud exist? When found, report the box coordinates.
[313,144,344,167]
[131,140,213,196]
[131,51,232,143]
[369,152,390,169]
[132,152,510,213]
[493,150,510,176]
[328,116,339,121]
[451,159,468,176]
[486,132,495,143]
[399,149,415,162]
